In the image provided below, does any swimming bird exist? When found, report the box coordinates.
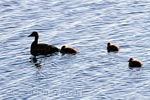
[107,42,119,52]
[28,31,59,56]
[128,58,143,67]
[60,46,78,55]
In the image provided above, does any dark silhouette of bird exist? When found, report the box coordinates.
[128,58,143,68]
[60,46,78,55]
[28,31,59,56]
[107,42,119,52]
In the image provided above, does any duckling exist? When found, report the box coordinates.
[107,42,119,52]
[28,31,59,56]
[128,58,143,67]
[60,46,78,55]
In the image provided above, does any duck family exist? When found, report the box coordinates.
[28,31,78,56]
[28,31,143,68]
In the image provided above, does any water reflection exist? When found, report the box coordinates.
[29,53,59,67]
[129,67,141,70]
[30,57,42,67]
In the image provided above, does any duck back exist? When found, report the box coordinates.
[31,43,59,56]
[60,46,78,55]
[129,61,142,67]
[61,48,77,54]
[107,45,119,52]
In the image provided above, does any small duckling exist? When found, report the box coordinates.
[107,42,119,52]
[60,46,78,55]
[128,58,143,67]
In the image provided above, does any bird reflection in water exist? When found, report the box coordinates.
[29,53,57,68]
[30,57,42,67]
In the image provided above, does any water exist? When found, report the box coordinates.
[0,0,150,100]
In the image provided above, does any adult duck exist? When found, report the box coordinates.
[28,31,59,56]
[107,42,119,52]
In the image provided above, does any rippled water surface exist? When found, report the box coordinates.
[0,0,150,100]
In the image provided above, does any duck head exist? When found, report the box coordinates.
[107,42,111,46]
[128,58,133,62]
[61,46,67,50]
[28,31,39,37]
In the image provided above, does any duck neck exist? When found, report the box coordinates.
[32,35,39,46]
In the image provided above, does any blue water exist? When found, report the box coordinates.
[0,0,150,100]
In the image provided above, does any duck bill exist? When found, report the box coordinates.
[28,34,32,37]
